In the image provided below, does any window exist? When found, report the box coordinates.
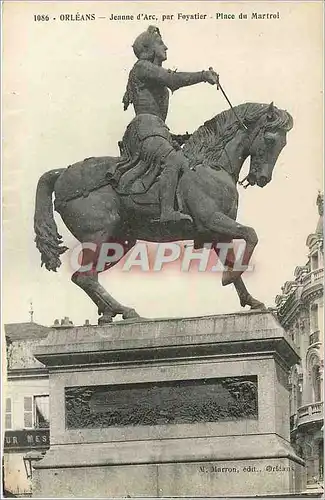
[5,398,12,429]
[310,304,319,333]
[291,384,297,414]
[34,395,50,428]
[297,381,302,408]
[311,252,319,271]
[24,397,33,428]
[312,366,322,402]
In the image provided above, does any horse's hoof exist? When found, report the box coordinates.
[122,308,140,320]
[239,294,266,310]
[98,314,113,325]
[249,299,266,310]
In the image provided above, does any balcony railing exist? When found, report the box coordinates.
[313,267,324,281]
[302,267,324,287]
[309,330,320,345]
[296,401,323,428]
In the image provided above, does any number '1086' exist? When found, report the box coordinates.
[34,14,50,21]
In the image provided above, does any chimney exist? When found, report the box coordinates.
[84,319,90,326]
[52,317,74,328]
[61,316,74,327]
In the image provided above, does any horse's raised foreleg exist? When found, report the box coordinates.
[207,212,258,285]
[71,239,140,324]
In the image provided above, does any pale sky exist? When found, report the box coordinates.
[2,1,323,326]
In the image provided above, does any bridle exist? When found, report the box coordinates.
[191,74,279,185]
[218,109,270,187]
[216,93,276,188]
[238,121,269,188]
[213,73,280,188]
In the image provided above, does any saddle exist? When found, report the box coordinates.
[53,132,192,212]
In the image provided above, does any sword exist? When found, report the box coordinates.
[209,68,248,131]
[209,68,250,188]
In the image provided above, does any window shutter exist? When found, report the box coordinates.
[24,396,33,428]
[5,398,12,429]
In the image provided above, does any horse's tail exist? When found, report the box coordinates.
[34,168,68,272]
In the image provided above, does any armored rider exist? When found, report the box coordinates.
[117,26,219,222]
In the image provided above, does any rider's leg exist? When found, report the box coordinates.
[159,150,192,222]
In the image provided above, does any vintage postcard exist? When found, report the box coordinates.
[2,1,324,498]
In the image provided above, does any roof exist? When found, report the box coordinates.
[4,322,50,342]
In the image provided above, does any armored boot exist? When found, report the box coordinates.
[159,155,193,223]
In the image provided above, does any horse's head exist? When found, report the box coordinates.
[245,102,293,188]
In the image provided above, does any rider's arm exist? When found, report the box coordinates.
[135,60,209,92]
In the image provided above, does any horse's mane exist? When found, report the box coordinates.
[183,102,294,169]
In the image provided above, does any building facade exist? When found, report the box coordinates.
[276,193,324,492]
[3,322,50,496]
[3,317,75,497]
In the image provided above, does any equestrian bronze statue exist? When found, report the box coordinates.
[34,26,293,324]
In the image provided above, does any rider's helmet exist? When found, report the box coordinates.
[132,26,162,61]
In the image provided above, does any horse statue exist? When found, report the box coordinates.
[34,102,293,324]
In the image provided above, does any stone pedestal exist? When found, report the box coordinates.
[33,311,304,497]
